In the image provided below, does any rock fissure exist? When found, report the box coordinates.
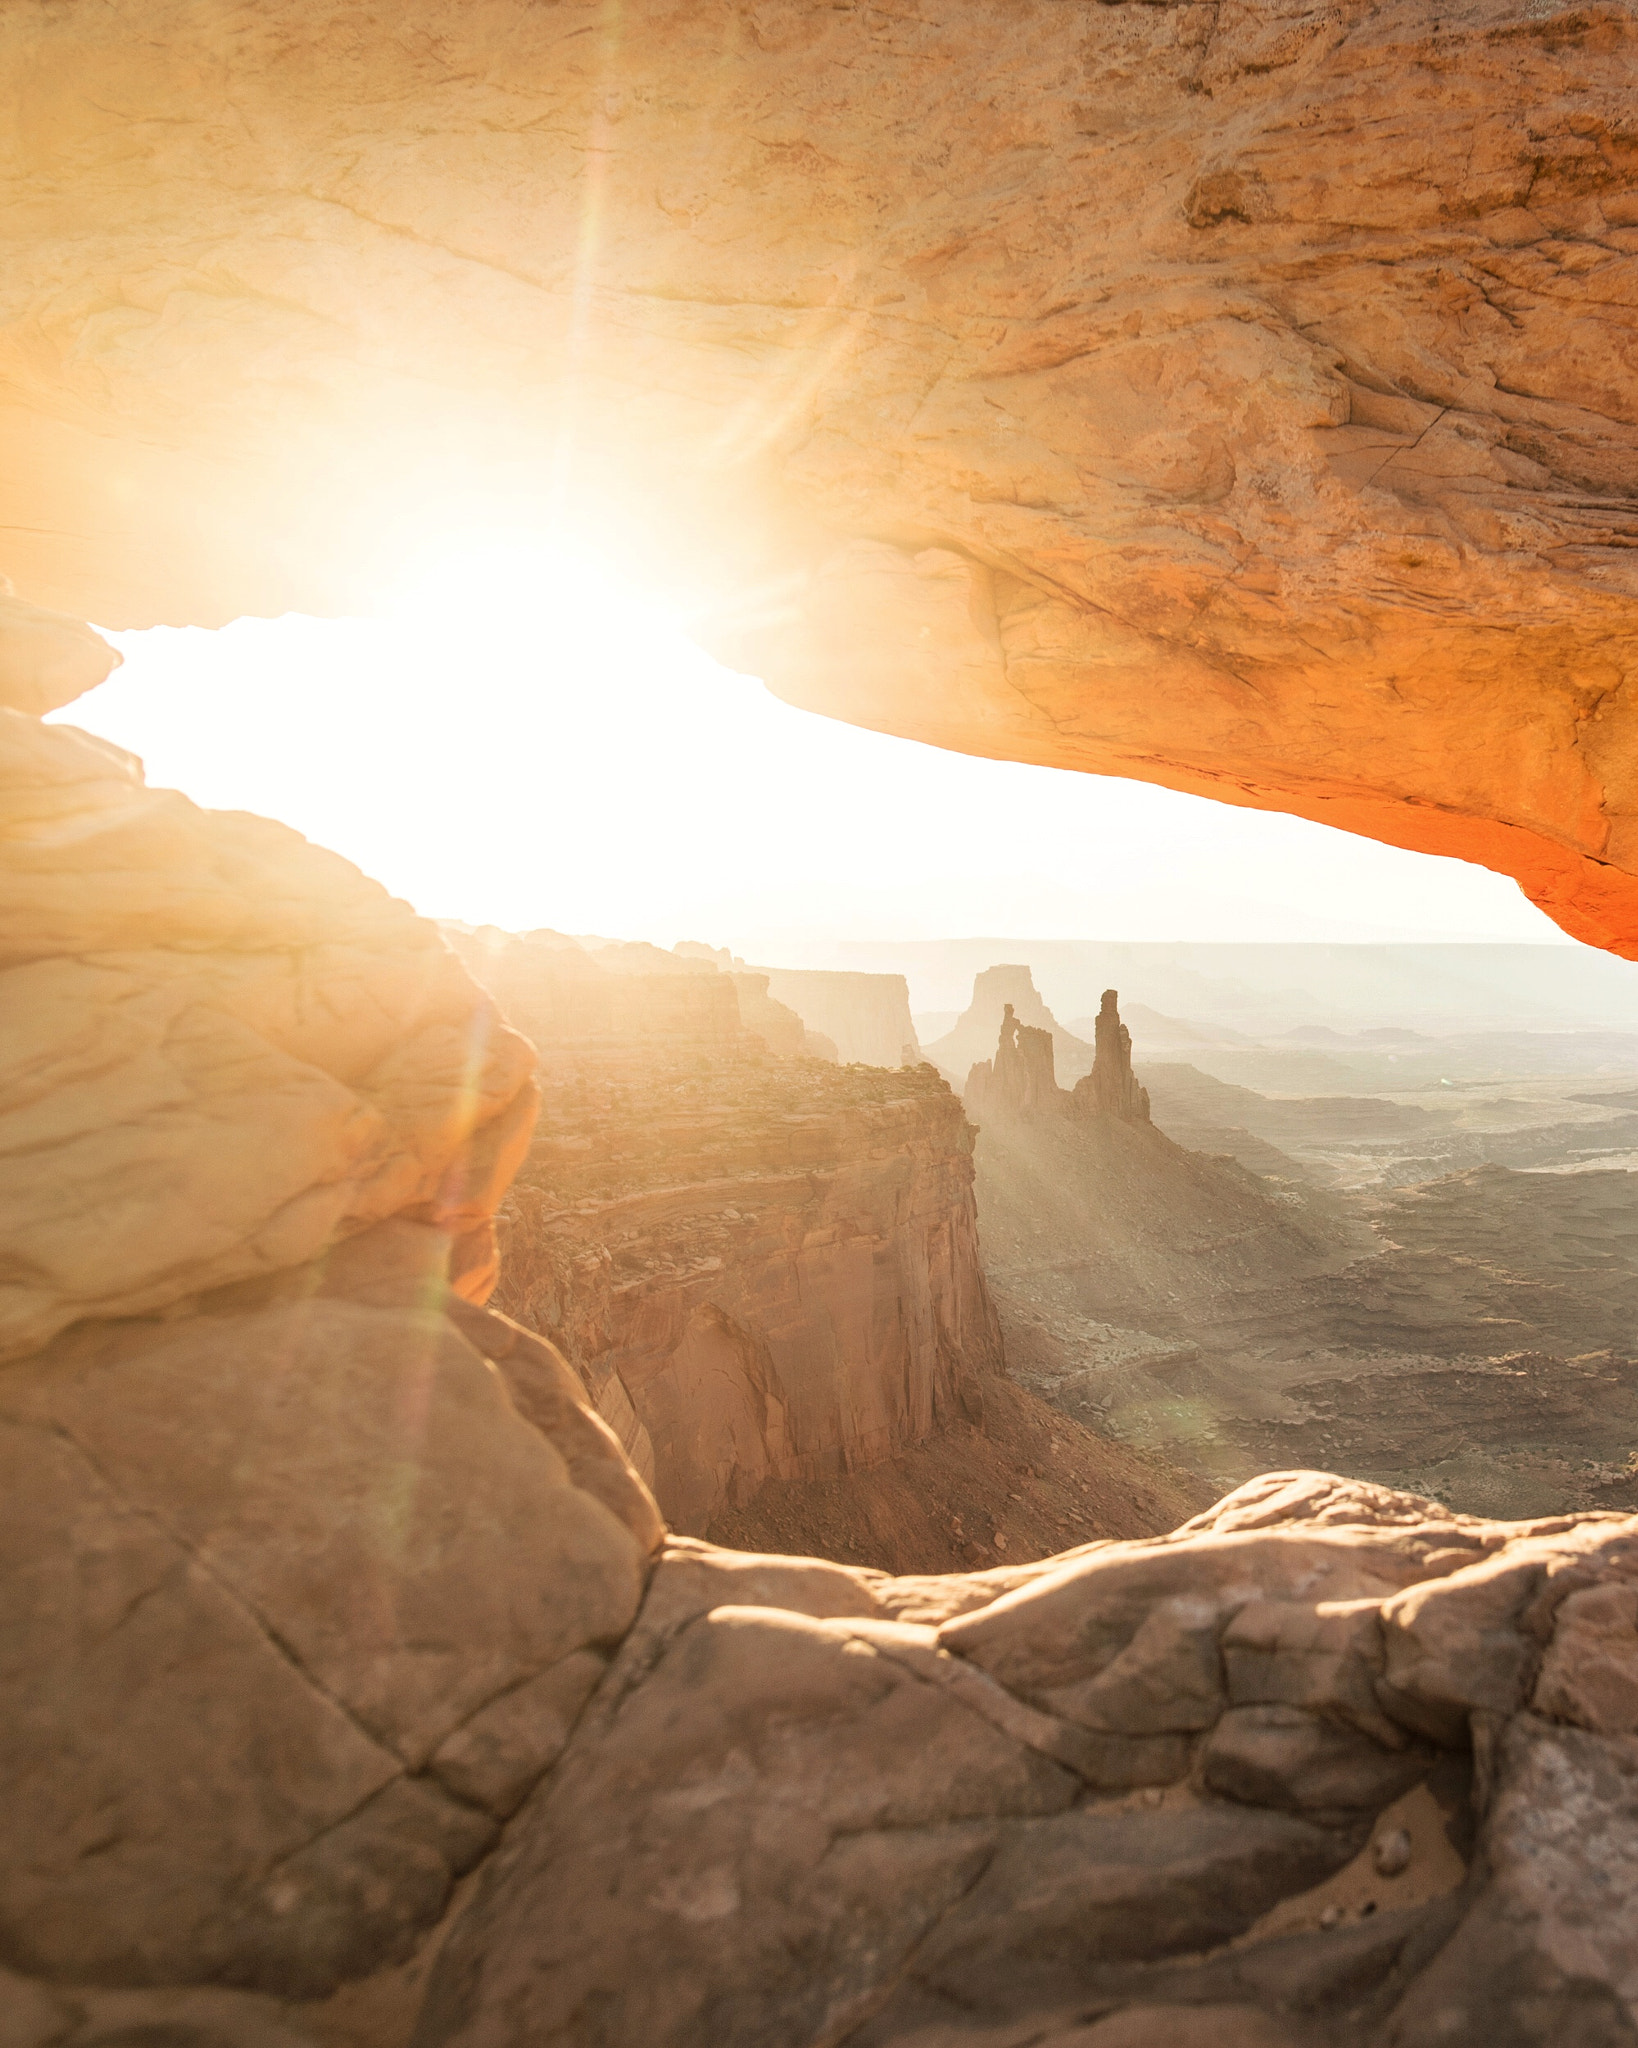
[39,1408,412,1772]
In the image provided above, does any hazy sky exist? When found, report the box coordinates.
[54,535,1570,962]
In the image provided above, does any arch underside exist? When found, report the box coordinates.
[4,0,1636,947]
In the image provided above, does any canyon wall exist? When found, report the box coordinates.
[454,932,1000,1531]
[3,2,1638,950]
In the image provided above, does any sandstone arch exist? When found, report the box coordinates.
[2,0,1637,946]
[10,13,1638,2043]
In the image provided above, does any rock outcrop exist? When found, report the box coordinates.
[1,604,664,2017]
[407,1473,1638,2048]
[448,932,1001,1533]
[4,3,1638,951]
[2,612,540,1363]
[1078,988,1154,1125]
[965,1002,1064,1125]
[928,966,1096,1088]
[966,990,1153,1131]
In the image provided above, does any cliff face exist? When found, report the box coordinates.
[727,971,836,1061]
[445,931,1000,1533]
[5,3,1638,950]
[2,607,541,1362]
[10,597,1638,2046]
[491,1033,1000,1534]
[0,603,665,2012]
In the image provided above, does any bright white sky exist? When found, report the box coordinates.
[54,534,1568,963]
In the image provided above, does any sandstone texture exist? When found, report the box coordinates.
[3,3,1638,949]
[10,618,1638,2038]
[1,609,667,2020]
[1,629,539,1362]
[407,1471,1638,2048]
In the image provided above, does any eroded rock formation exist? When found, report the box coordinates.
[2,600,539,1360]
[929,966,1096,1088]
[966,989,1153,1130]
[3,3,1638,950]
[451,931,1000,1533]
[1,600,663,2018]
[965,1001,1064,1125]
[1080,988,1154,1125]
[7,600,1638,2043]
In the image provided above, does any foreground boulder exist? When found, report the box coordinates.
[411,1471,1638,2048]
[13,1439,1638,2045]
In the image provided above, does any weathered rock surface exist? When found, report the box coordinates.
[2,703,538,1362]
[404,1471,1638,2047]
[0,635,666,2015]
[4,3,1638,949]
[0,1286,656,1999]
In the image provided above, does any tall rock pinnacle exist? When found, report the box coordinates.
[1083,989,1151,1124]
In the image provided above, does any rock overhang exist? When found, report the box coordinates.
[4,0,1638,950]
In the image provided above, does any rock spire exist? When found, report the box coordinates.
[1081,988,1152,1123]
[964,1002,1060,1122]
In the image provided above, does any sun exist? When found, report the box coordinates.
[378,522,681,643]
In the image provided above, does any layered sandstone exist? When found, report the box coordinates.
[8,607,1638,2043]
[1,605,539,1360]
[0,604,663,2017]
[450,933,1001,1531]
[3,3,1638,950]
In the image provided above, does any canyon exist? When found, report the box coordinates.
[961,981,1638,1534]
[5,5,1638,2045]
[10,589,1638,2046]
[454,926,1196,1571]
